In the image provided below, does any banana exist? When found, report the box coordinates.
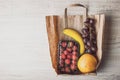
[63,28,85,54]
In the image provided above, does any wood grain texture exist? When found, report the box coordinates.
[45,0,120,79]
[0,0,119,80]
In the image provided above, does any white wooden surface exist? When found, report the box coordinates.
[0,0,120,80]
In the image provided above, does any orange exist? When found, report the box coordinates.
[77,53,97,73]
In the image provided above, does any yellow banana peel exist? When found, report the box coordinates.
[63,28,85,54]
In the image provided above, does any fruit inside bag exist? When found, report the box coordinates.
[46,4,105,75]
[58,17,98,74]
[58,40,80,74]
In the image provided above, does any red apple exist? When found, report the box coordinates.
[72,55,78,60]
[66,48,72,52]
[72,51,77,55]
[70,64,77,70]
[61,42,67,47]
[60,53,66,59]
[72,45,78,51]
[65,67,71,73]
[72,60,77,65]
[67,54,72,59]
[65,59,71,65]
[64,50,69,55]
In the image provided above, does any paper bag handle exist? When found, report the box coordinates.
[64,4,88,28]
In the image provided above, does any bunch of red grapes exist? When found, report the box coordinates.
[82,18,97,54]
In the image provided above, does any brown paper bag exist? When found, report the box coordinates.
[46,4,105,74]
